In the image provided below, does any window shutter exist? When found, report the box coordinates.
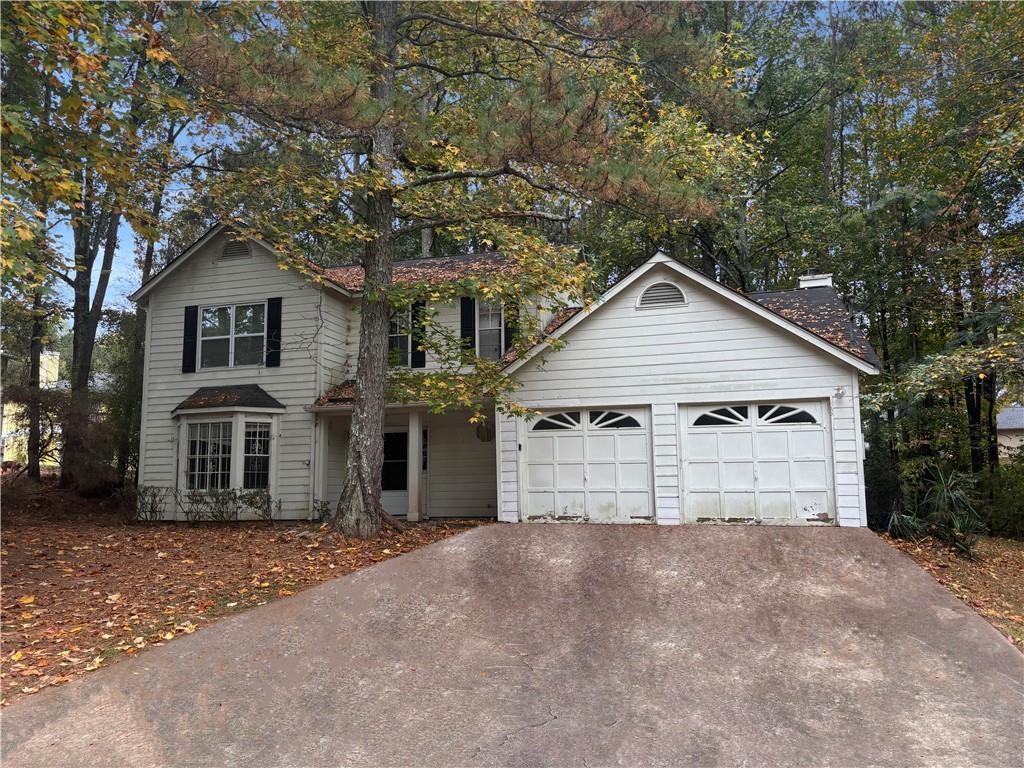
[182,305,198,373]
[460,297,476,351]
[503,300,519,353]
[410,300,426,369]
[266,297,282,367]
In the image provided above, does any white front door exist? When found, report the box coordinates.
[524,408,652,523]
[681,401,834,523]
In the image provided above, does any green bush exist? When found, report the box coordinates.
[922,469,986,558]
[983,458,1024,538]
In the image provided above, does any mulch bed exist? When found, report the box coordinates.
[1,482,487,706]
[884,534,1024,651]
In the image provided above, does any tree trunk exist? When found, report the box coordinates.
[26,290,44,480]
[334,0,398,539]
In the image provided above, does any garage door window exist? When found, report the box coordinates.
[693,406,749,427]
[532,412,581,431]
[757,405,817,425]
[589,410,642,429]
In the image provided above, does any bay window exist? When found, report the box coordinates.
[182,416,274,492]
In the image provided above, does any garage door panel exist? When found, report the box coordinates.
[722,492,755,518]
[795,492,829,517]
[720,432,753,459]
[758,492,792,518]
[758,461,791,489]
[619,492,651,518]
[530,436,554,462]
[688,433,719,459]
[617,434,648,460]
[557,463,585,488]
[588,492,618,522]
[791,431,825,457]
[721,462,755,489]
[587,434,615,460]
[756,431,788,458]
[556,492,586,518]
[588,462,617,490]
[528,492,555,518]
[688,462,719,489]
[618,463,649,489]
[793,460,828,489]
[527,464,554,489]
[689,492,721,518]
[556,436,584,461]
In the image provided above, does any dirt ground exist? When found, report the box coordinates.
[0,482,487,705]
[884,534,1024,650]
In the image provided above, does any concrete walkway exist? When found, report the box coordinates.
[2,525,1022,767]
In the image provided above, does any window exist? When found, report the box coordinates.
[388,307,411,367]
[637,282,686,309]
[186,422,233,490]
[183,416,276,494]
[532,412,582,431]
[693,406,749,427]
[382,432,408,491]
[589,410,642,429]
[200,303,265,368]
[243,422,271,489]
[477,300,503,360]
[757,405,817,425]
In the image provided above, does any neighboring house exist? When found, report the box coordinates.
[997,407,1024,462]
[1,350,61,468]
[131,223,879,526]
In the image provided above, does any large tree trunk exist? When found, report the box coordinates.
[334,0,398,539]
[26,290,44,480]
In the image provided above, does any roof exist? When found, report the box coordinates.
[324,252,513,292]
[174,384,285,412]
[316,381,357,407]
[997,406,1024,431]
[746,286,880,367]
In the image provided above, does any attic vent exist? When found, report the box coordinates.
[222,240,251,260]
[637,282,685,309]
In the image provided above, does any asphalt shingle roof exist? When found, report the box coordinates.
[174,384,284,412]
[325,252,513,292]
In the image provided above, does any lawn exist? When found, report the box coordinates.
[884,534,1024,650]
[0,482,486,705]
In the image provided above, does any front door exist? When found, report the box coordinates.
[381,430,409,518]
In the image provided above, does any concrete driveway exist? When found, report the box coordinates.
[2,525,1022,767]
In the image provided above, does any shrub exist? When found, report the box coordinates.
[922,469,986,558]
[123,484,171,523]
[238,489,280,523]
[983,458,1024,538]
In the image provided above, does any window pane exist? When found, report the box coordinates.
[479,301,502,330]
[478,328,501,360]
[381,461,407,491]
[186,421,232,491]
[201,307,230,337]
[200,338,229,368]
[234,304,265,335]
[234,335,265,366]
[388,334,409,366]
[244,456,270,489]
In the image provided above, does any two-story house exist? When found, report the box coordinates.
[131,223,879,526]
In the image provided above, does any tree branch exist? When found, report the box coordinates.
[394,209,571,237]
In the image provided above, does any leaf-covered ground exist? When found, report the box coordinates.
[884,534,1024,651]
[0,483,487,706]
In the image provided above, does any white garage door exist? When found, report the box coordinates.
[682,402,834,523]
[525,409,652,523]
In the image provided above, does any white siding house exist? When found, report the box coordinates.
[133,226,878,526]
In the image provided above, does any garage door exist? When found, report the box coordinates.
[682,402,834,523]
[525,408,652,523]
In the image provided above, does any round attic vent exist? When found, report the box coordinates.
[222,239,251,260]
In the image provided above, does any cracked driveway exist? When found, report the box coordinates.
[2,525,1022,767]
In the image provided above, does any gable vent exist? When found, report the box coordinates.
[637,282,686,309]
[222,239,251,260]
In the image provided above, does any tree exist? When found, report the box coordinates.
[171,1,747,536]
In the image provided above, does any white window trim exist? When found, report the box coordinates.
[389,306,412,367]
[177,413,278,496]
[198,300,268,370]
[476,300,504,359]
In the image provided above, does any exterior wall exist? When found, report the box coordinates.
[138,232,328,519]
[999,430,1024,462]
[499,263,871,526]
[321,409,497,518]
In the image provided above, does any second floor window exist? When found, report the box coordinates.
[201,303,266,368]
[388,307,411,367]
[477,300,503,360]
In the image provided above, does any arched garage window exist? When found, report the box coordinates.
[589,410,642,429]
[757,405,817,425]
[693,406,749,426]
[532,412,582,431]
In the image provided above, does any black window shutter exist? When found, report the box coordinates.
[266,297,282,367]
[460,297,476,351]
[182,305,198,373]
[410,300,426,369]
[503,300,519,353]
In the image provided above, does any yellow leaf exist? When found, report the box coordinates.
[17,595,35,605]
[10,650,24,661]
